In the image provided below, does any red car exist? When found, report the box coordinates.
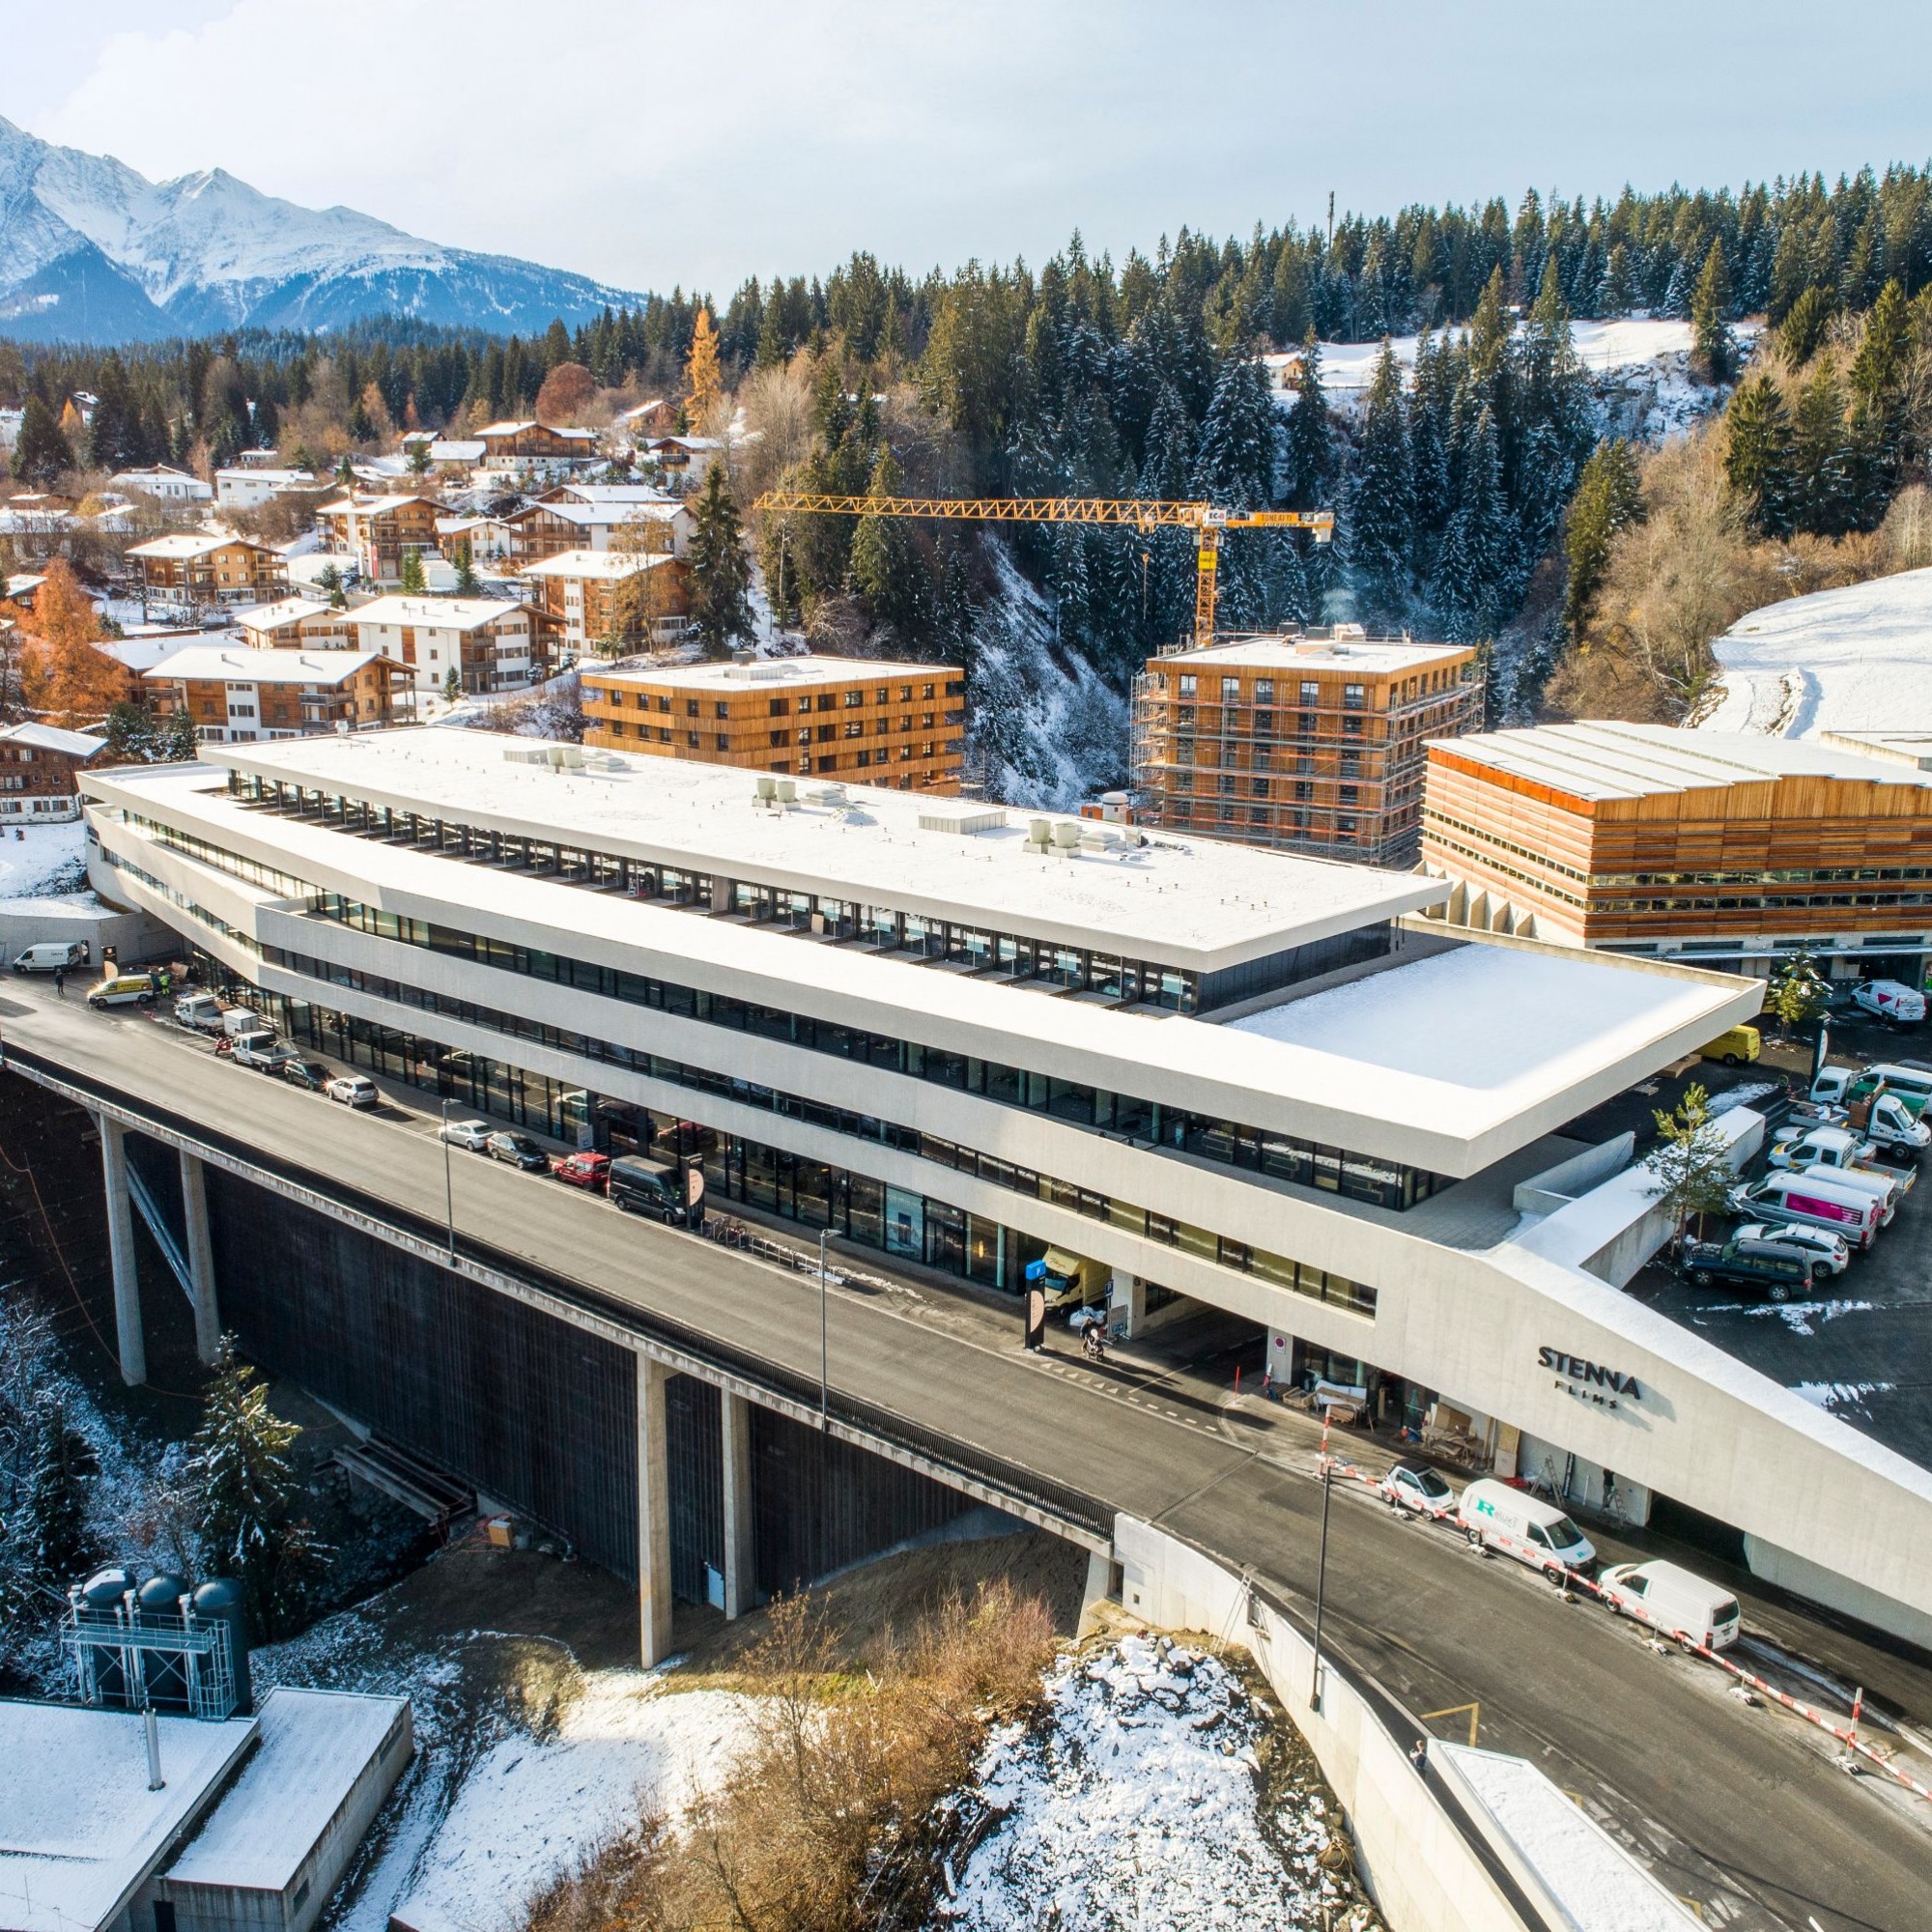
[552,1151,611,1192]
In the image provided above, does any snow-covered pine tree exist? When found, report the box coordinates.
[1191,353,1278,509]
[21,1396,96,1588]
[1350,341,1413,621]
[1406,329,1454,567]
[1659,251,1694,321]
[850,448,930,644]
[1723,375,1797,538]
[687,463,756,657]
[1595,242,1634,319]
[190,1339,320,1640]
[1792,363,1856,537]
[1281,330,1332,511]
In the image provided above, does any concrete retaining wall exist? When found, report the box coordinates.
[1116,1515,1527,1932]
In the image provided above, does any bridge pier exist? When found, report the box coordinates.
[637,1351,674,1667]
[179,1149,221,1365]
[721,1390,755,1619]
[97,1116,146,1387]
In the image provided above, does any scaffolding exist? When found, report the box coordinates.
[62,1594,240,1722]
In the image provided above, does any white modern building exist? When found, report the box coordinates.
[78,731,1932,1645]
[214,467,319,512]
[347,595,539,696]
[112,465,213,504]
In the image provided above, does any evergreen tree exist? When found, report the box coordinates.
[22,1396,97,1586]
[1777,286,1833,368]
[1723,375,1798,538]
[1765,952,1828,1037]
[1350,341,1413,618]
[1281,329,1332,509]
[1792,364,1855,536]
[1690,240,1736,383]
[164,705,200,761]
[1561,440,1642,639]
[850,449,929,642]
[1136,383,1193,499]
[190,1340,320,1640]
[13,396,71,487]
[251,391,279,452]
[1191,352,1277,508]
[1432,405,1510,644]
[442,667,462,703]
[1406,328,1454,560]
[452,539,480,597]
[397,547,426,594]
[687,463,754,657]
[1595,242,1634,317]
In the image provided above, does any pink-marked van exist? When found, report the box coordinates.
[1728,1171,1883,1250]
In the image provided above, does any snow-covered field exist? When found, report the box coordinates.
[1701,566,1932,737]
[934,1634,1374,1930]
[0,820,87,902]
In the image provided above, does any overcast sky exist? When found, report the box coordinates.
[11,1,1932,298]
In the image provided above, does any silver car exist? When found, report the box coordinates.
[438,1117,493,1151]
[1732,1220,1849,1277]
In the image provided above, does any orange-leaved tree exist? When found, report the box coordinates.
[20,560,129,725]
[683,307,722,429]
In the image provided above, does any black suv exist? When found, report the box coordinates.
[281,1059,330,1092]
[1681,1237,1816,1302]
[487,1130,551,1173]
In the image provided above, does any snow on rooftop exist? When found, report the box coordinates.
[235,596,335,629]
[517,547,675,581]
[593,653,952,691]
[1155,633,1470,674]
[351,595,530,629]
[208,725,1433,966]
[147,644,385,684]
[1230,942,1732,1109]
[1702,565,1932,739]
[0,720,104,757]
[1436,721,1932,802]
[0,1701,256,1932]
[1433,1744,1699,1931]
[167,1688,407,1892]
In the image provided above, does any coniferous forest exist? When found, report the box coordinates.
[12,166,1932,742]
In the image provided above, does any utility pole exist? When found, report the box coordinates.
[1310,1419,1334,1713]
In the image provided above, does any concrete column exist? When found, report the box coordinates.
[179,1150,220,1366]
[721,1391,755,1620]
[97,1118,146,1388]
[636,1352,674,1667]
[1110,1271,1148,1340]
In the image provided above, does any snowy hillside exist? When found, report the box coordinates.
[0,118,645,340]
[1266,317,1760,442]
[1700,566,1932,737]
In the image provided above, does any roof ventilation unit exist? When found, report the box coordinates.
[918,804,1007,836]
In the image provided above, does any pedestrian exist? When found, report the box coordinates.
[1262,1363,1274,1402]
[1409,1739,1429,1776]
[53,964,65,998]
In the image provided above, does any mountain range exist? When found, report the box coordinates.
[0,118,647,343]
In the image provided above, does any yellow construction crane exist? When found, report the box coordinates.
[753,492,1335,644]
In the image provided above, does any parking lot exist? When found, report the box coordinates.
[1627,1009,1932,1473]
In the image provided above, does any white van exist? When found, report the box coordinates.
[1596,1559,1742,1651]
[1728,1171,1885,1250]
[1863,1063,1932,1107]
[1457,1477,1596,1577]
[1798,1160,1901,1226]
[13,940,89,974]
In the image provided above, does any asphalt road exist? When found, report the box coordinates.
[3,980,1929,1929]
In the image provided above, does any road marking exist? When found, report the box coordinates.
[1420,1700,1480,1747]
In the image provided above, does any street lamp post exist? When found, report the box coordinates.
[440,1096,456,1262]
[1309,1428,1334,1713]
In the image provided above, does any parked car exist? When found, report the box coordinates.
[1700,1024,1761,1066]
[1812,1062,1932,1113]
[609,1154,687,1221]
[1378,1461,1455,1517]
[1680,1236,1816,1300]
[1596,1559,1742,1651]
[1728,1171,1885,1250]
[173,992,227,1032]
[230,1032,299,1073]
[1732,1220,1849,1277]
[438,1118,494,1152]
[281,1058,330,1092]
[553,1151,611,1191]
[487,1131,551,1172]
[327,1074,380,1109]
[1851,979,1926,1026]
[87,974,155,1009]
[1457,1477,1596,1577]
[1768,1124,1881,1175]
[14,940,89,974]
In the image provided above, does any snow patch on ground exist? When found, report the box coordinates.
[0,820,86,898]
[1702,565,1932,737]
[1791,1379,1895,1413]
[1736,1298,1875,1338]
[934,1634,1373,1930]
[391,1674,755,1932]
[1709,1081,1782,1115]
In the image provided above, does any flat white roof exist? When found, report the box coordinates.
[207,725,1425,967]
[128,533,262,559]
[1,720,104,756]
[0,1700,256,1932]
[147,645,385,684]
[94,759,1755,1169]
[1434,721,1932,802]
[167,1688,407,1893]
[237,597,337,629]
[1155,634,1469,674]
[352,596,530,630]
[519,548,674,582]
[1229,942,1730,1119]
[591,654,955,694]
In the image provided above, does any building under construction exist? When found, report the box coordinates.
[1131,630,1484,867]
